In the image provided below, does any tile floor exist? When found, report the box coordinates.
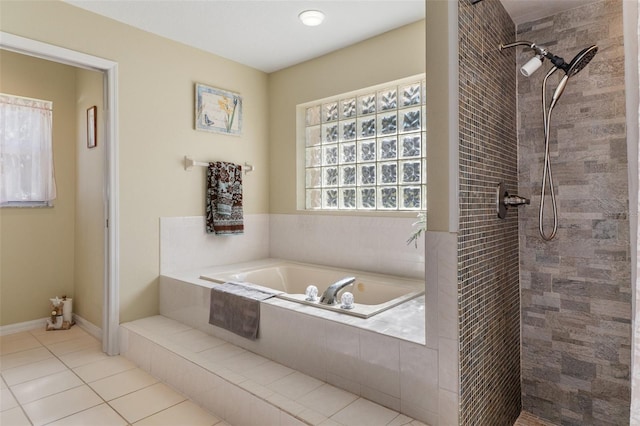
[0,326,223,426]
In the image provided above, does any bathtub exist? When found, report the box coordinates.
[199,259,424,318]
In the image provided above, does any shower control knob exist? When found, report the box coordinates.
[504,194,530,207]
[496,182,530,219]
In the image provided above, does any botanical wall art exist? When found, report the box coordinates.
[195,83,242,135]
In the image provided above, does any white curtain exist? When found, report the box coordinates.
[0,93,56,204]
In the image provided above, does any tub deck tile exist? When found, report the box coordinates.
[121,316,425,426]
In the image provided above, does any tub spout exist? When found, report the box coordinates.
[319,277,356,305]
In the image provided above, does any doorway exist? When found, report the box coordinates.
[0,32,120,355]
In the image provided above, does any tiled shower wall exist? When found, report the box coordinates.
[457,0,521,424]
[517,1,631,424]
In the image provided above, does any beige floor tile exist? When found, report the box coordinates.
[0,386,18,411]
[58,345,109,368]
[2,357,68,386]
[47,403,128,426]
[47,335,100,356]
[0,333,42,355]
[22,384,102,426]
[331,398,399,426]
[297,383,359,417]
[10,370,83,405]
[133,400,220,426]
[109,382,186,423]
[0,406,31,426]
[73,355,136,382]
[269,371,324,400]
[34,327,89,347]
[0,346,53,371]
[89,368,158,401]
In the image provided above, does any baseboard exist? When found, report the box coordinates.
[0,317,48,336]
[0,315,104,341]
[72,314,102,341]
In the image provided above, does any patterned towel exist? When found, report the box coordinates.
[206,161,244,235]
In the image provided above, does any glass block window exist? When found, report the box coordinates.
[302,75,426,211]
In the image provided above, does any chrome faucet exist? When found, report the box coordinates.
[319,277,356,305]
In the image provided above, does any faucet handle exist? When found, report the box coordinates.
[305,285,318,302]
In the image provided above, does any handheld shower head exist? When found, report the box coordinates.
[550,45,598,109]
[565,45,598,77]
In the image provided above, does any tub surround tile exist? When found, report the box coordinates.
[159,271,433,423]
[269,372,324,401]
[296,383,359,417]
[121,316,422,425]
[160,215,270,274]
[399,343,438,415]
[244,360,295,386]
[269,214,424,280]
[358,330,400,398]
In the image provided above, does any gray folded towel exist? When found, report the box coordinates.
[209,282,281,340]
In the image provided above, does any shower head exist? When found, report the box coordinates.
[499,41,598,79]
[550,45,598,109]
[564,45,598,77]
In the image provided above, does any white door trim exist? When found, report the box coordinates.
[1,32,120,355]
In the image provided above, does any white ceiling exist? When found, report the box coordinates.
[63,0,598,73]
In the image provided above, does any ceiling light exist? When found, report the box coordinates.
[299,10,325,27]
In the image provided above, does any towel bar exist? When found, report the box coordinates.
[183,155,254,174]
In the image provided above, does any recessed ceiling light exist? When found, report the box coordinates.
[299,10,325,27]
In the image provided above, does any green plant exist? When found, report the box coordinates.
[407,212,426,248]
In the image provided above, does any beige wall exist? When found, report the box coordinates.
[1,0,269,323]
[0,51,77,325]
[74,69,105,328]
[268,20,425,215]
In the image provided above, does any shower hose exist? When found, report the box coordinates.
[540,67,559,241]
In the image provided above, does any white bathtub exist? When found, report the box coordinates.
[199,259,424,318]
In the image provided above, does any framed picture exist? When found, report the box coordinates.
[195,83,243,135]
[87,106,97,148]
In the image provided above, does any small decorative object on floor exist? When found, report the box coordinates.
[46,295,75,331]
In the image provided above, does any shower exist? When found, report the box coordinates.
[500,41,598,240]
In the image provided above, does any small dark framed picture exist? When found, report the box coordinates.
[87,106,97,149]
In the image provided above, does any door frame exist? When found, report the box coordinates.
[1,32,120,355]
